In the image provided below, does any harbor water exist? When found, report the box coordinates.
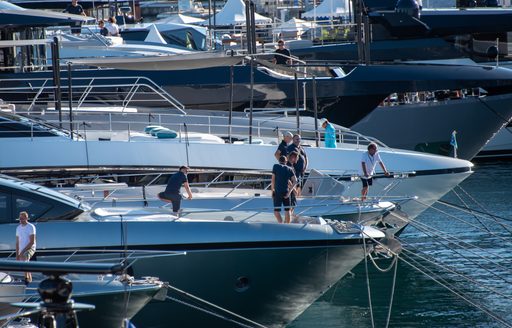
[290,162,512,328]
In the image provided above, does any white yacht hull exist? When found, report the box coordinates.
[0,137,473,220]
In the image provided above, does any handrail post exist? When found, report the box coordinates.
[51,37,62,128]
[302,81,307,113]
[67,62,73,139]
[294,73,299,134]
[228,65,234,142]
[249,57,254,144]
[312,76,319,147]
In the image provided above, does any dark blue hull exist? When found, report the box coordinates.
[3,62,512,127]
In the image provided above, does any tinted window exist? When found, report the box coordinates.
[14,195,51,220]
[0,193,9,223]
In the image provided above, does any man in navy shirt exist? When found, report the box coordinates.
[286,151,300,219]
[287,134,308,196]
[63,0,86,34]
[272,156,297,223]
[158,166,193,216]
[273,40,291,65]
[274,131,293,161]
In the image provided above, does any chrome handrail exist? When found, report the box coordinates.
[0,75,186,113]
[0,112,390,150]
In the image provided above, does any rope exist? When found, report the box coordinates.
[437,199,512,225]
[477,96,512,124]
[359,230,400,328]
[164,283,268,328]
[391,200,512,268]
[360,231,512,328]
[406,213,512,270]
[454,185,512,233]
[403,220,512,284]
[362,233,375,328]
[398,252,512,328]
[368,253,397,273]
[384,256,398,328]
[450,187,491,233]
[399,245,512,300]
[414,198,512,249]
[166,295,254,328]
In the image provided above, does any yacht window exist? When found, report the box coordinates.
[14,195,51,220]
[0,193,9,223]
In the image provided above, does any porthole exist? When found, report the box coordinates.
[234,276,250,292]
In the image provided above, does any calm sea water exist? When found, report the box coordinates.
[290,162,512,328]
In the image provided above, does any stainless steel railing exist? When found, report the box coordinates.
[0,75,185,113]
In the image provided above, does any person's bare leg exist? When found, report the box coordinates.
[284,210,291,223]
[361,186,368,201]
[274,211,283,223]
[20,255,31,283]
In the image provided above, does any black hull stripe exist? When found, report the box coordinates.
[33,239,378,255]
[475,149,512,161]
[1,166,472,178]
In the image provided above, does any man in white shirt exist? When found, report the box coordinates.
[361,143,389,200]
[16,211,36,284]
[106,16,120,36]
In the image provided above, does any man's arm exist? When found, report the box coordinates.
[16,236,20,260]
[274,149,281,161]
[271,174,276,193]
[287,175,297,198]
[183,181,193,199]
[19,234,35,257]
[303,150,308,172]
[380,162,389,176]
[286,50,292,65]
[362,162,368,177]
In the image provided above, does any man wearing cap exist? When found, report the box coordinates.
[272,156,297,223]
[320,118,337,148]
[274,131,293,161]
[158,166,193,216]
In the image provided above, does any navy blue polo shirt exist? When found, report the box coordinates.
[287,144,307,174]
[276,140,288,158]
[165,171,188,194]
[272,163,295,194]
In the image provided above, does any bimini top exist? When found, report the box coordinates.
[0,174,86,223]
